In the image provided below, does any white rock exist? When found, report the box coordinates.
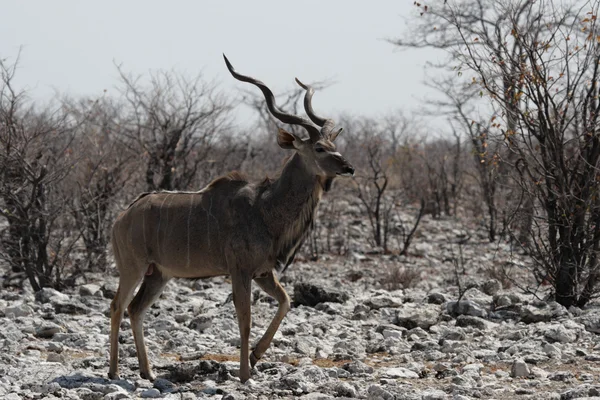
[544,324,577,343]
[422,389,448,400]
[381,367,419,379]
[79,284,102,297]
[413,242,434,257]
[46,352,66,363]
[4,303,33,317]
[141,388,161,398]
[511,359,531,378]
[382,329,403,339]
[543,343,562,358]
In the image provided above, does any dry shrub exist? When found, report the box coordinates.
[383,265,420,290]
[484,265,513,290]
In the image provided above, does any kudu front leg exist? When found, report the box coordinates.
[250,271,290,367]
[231,271,252,383]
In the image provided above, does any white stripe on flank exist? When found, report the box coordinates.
[142,206,147,255]
[186,194,194,269]
[156,194,170,260]
[163,194,174,257]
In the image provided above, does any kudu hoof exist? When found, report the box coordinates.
[108,371,120,381]
[250,351,260,368]
[140,371,156,381]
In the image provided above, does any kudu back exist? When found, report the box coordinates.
[108,55,354,383]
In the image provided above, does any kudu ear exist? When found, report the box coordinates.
[329,127,343,142]
[277,128,300,150]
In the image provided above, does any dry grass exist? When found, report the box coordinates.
[383,266,420,290]
[312,358,352,368]
[484,264,513,289]
[200,353,239,363]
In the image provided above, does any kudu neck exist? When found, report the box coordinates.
[263,152,323,234]
[275,153,319,192]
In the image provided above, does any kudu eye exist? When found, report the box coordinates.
[315,147,325,153]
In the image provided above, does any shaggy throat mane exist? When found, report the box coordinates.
[274,178,324,270]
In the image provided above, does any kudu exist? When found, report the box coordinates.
[108,54,355,383]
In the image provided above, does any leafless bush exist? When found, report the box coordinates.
[391,199,426,256]
[418,135,464,218]
[345,117,403,252]
[65,96,134,273]
[0,55,79,290]
[116,65,235,191]
[394,0,600,307]
[424,76,500,240]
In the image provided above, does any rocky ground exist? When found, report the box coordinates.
[1,208,600,399]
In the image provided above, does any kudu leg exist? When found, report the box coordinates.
[231,271,252,383]
[127,266,170,381]
[108,266,145,380]
[250,271,290,367]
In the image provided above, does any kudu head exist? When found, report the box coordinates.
[223,55,354,180]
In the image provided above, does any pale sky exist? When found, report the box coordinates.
[1,1,446,130]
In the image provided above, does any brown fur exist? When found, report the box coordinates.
[204,170,247,190]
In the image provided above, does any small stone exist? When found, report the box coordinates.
[544,324,577,343]
[396,306,440,330]
[332,382,357,398]
[413,242,434,257]
[365,295,401,310]
[381,367,419,379]
[455,315,487,330]
[35,322,62,338]
[141,388,161,398]
[511,359,531,378]
[104,393,131,400]
[530,366,548,379]
[47,342,64,353]
[342,360,373,375]
[427,292,447,304]
[584,354,600,362]
[294,339,312,355]
[315,348,328,359]
[481,279,502,295]
[543,343,561,358]
[382,329,403,339]
[422,389,447,400]
[79,284,102,297]
[153,378,175,392]
[102,282,118,299]
[5,303,33,317]
[494,294,512,307]
[47,352,66,363]
[188,315,212,332]
[367,384,394,400]
[446,300,487,318]
[293,282,349,307]
[52,299,90,315]
[520,302,567,324]
[35,288,69,304]
[548,371,575,382]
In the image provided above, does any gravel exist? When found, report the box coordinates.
[1,208,600,399]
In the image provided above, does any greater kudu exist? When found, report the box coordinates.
[108,55,354,383]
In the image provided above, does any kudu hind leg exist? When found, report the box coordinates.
[109,266,145,380]
[250,271,290,367]
[231,271,252,383]
[128,266,170,381]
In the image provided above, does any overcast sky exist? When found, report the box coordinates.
[1,1,447,130]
